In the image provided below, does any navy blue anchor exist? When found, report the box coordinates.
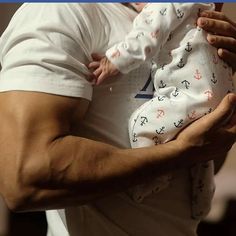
[160,8,167,16]
[157,95,165,101]
[177,58,185,68]
[204,108,213,115]
[172,88,179,97]
[159,80,167,88]
[174,119,184,128]
[140,116,148,126]
[211,73,217,84]
[133,133,138,142]
[176,9,184,19]
[136,32,144,39]
[156,126,165,135]
[181,80,190,89]
[152,136,161,145]
[185,42,192,52]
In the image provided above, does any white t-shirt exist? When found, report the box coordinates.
[0,3,203,236]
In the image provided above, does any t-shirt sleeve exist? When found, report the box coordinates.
[0,3,93,100]
[106,3,198,74]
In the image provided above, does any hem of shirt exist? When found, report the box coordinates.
[0,77,93,101]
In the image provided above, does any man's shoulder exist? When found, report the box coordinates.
[10,3,101,25]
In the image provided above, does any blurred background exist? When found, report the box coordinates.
[0,3,236,236]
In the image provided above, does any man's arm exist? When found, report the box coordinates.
[0,91,235,211]
[0,91,184,211]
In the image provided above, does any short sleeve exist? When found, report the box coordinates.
[0,3,93,100]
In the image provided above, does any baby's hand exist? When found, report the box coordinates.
[88,54,119,85]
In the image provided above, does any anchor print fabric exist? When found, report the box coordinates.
[106,3,235,219]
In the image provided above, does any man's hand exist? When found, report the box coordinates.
[177,93,236,164]
[88,54,120,85]
[197,11,236,73]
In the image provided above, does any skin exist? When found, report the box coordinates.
[0,9,235,212]
[198,10,236,73]
[89,54,119,85]
[0,91,235,212]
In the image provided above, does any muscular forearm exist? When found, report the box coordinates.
[21,130,235,211]
[16,135,186,211]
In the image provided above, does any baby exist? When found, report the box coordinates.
[90,3,234,219]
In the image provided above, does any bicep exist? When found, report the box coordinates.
[0,91,89,194]
[0,91,89,136]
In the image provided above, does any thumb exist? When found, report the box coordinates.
[217,49,236,74]
[203,93,236,130]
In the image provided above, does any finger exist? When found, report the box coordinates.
[206,34,236,52]
[205,34,236,71]
[197,17,236,37]
[87,72,96,82]
[96,77,104,86]
[91,53,105,61]
[91,78,97,86]
[200,94,236,130]
[217,48,236,72]
[199,11,236,28]
[224,111,236,131]
[96,72,107,85]
[199,11,229,22]
[88,61,101,70]
[93,67,102,78]
[95,78,102,86]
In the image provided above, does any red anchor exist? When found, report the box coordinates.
[187,110,197,120]
[204,90,213,101]
[156,109,165,118]
[151,30,159,39]
[194,69,202,80]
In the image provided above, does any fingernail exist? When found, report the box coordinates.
[199,19,207,27]
[200,12,208,17]
[207,34,215,44]
[218,48,223,57]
